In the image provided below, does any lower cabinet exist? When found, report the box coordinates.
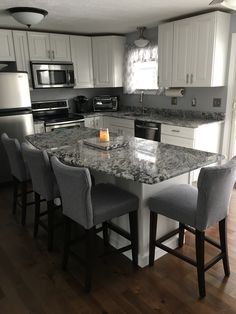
[161,122,223,181]
[103,116,134,136]
[84,116,103,129]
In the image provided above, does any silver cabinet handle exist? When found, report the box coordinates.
[48,50,51,59]
[52,50,55,59]
[171,129,180,133]
[136,125,159,131]
[190,74,193,84]
[186,74,189,84]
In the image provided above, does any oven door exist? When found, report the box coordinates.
[31,63,75,88]
[45,120,84,132]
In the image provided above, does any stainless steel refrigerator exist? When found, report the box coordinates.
[0,72,34,184]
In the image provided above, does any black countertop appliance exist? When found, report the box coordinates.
[73,95,91,113]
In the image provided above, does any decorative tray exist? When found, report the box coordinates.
[83,136,129,151]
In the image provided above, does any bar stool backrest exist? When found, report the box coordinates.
[1,133,28,182]
[196,157,236,231]
[21,143,56,201]
[51,156,93,229]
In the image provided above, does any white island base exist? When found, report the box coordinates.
[92,171,189,268]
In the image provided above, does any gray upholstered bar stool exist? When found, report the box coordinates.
[148,158,236,298]
[21,143,61,251]
[51,156,139,293]
[1,133,33,225]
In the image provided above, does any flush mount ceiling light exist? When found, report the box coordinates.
[7,7,48,28]
[134,27,150,48]
[209,0,236,10]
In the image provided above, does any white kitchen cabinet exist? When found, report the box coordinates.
[0,30,15,61]
[28,32,51,61]
[70,36,94,88]
[50,34,71,61]
[161,122,223,181]
[84,116,103,129]
[28,32,71,61]
[159,11,230,87]
[92,36,125,87]
[103,116,134,136]
[158,22,174,88]
[12,31,31,85]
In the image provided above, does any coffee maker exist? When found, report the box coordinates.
[73,95,91,113]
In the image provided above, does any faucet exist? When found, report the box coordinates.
[139,91,146,114]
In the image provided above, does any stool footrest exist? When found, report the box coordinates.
[107,221,131,241]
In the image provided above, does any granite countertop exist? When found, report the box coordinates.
[81,110,224,128]
[26,127,222,185]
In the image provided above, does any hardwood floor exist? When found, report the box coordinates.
[1,185,236,313]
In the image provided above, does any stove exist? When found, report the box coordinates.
[32,100,85,132]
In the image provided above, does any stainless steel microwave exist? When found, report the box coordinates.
[31,62,75,88]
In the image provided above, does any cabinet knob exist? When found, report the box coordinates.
[186,74,189,84]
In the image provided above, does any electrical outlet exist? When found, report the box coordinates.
[191,97,197,107]
[171,97,177,105]
[213,98,221,107]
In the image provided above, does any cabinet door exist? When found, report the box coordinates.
[94,116,103,129]
[50,34,71,62]
[0,30,15,61]
[92,37,113,87]
[158,22,173,87]
[12,31,31,85]
[172,20,193,87]
[28,32,51,61]
[190,15,214,87]
[70,36,94,88]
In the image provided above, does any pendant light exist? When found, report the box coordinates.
[8,7,48,28]
[134,27,150,48]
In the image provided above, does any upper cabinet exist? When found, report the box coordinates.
[70,36,94,88]
[28,32,71,62]
[0,30,15,61]
[92,36,125,87]
[12,31,31,77]
[158,22,174,87]
[159,11,231,87]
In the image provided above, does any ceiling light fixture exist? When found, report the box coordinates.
[134,27,149,48]
[209,0,236,10]
[7,7,48,28]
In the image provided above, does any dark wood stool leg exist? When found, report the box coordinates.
[21,181,27,226]
[219,218,230,276]
[129,210,138,266]
[85,227,95,293]
[196,230,206,298]
[34,192,41,238]
[62,216,72,271]
[178,223,185,248]
[47,200,55,252]
[102,222,109,247]
[149,211,157,266]
[12,177,18,215]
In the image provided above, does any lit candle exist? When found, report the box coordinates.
[99,128,110,142]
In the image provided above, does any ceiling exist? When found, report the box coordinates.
[0,0,228,34]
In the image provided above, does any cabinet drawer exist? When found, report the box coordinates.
[161,124,195,139]
[161,134,194,148]
[107,117,134,128]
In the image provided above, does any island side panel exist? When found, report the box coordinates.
[92,171,189,267]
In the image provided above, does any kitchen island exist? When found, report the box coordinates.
[26,127,222,267]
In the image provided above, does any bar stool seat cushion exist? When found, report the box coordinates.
[92,184,139,225]
[148,184,197,227]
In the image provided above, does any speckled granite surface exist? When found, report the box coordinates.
[81,109,224,128]
[26,127,222,185]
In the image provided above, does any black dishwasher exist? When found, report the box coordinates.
[135,120,161,142]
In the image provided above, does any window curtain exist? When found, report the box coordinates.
[123,43,158,94]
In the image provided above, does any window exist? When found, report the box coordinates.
[123,44,158,94]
